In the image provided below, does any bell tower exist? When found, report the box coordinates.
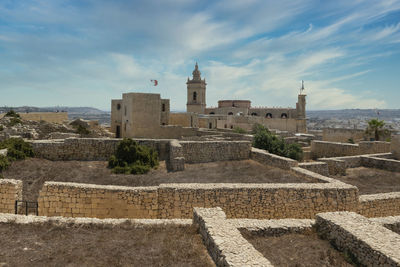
[187,62,206,114]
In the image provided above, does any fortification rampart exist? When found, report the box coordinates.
[0,179,22,213]
[0,112,68,124]
[311,140,391,159]
[37,180,359,219]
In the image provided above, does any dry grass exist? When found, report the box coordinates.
[3,158,310,201]
[334,167,400,195]
[241,230,354,267]
[0,223,214,267]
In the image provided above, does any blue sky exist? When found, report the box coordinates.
[0,0,399,111]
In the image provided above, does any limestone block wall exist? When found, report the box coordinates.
[251,147,298,170]
[322,128,366,142]
[311,140,390,159]
[38,182,159,219]
[31,138,171,161]
[157,183,358,219]
[358,192,400,217]
[0,179,22,213]
[179,141,251,163]
[166,140,184,171]
[316,212,400,266]
[392,135,400,160]
[298,162,329,176]
[361,156,400,172]
[0,112,68,124]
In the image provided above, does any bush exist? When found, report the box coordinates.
[233,127,247,134]
[75,125,90,136]
[0,138,34,162]
[252,126,303,161]
[108,139,158,175]
[0,155,10,172]
[8,117,22,126]
[5,110,20,118]
[0,125,3,131]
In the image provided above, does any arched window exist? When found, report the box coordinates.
[251,112,258,116]
[117,104,121,110]
[228,112,233,115]
[266,113,272,118]
[209,112,215,115]
[162,103,166,112]
[193,92,197,101]
[281,113,288,119]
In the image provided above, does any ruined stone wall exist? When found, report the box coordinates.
[322,128,366,142]
[31,138,171,161]
[0,112,68,124]
[392,135,400,160]
[316,212,400,266]
[37,181,359,219]
[179,141,251,163]
[251,147,298,170]
[38,182,159,219]
[358,192,400,217]
[311,140,391,159]
[0,179,22,213]
[298,162,329,176]
[361,156,400,172]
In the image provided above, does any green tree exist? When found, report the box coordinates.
[365,119,389,141]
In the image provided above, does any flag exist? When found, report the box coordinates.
[150,79,158,86]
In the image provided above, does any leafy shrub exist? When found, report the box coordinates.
[233,127,247,134]
[0,138,34,162]
[0,125,3,131]
[252,125,303,161]
[347,138,355,144]
[5,110,20,118]
[8,117,22,126]
[108,139,158,175]
[0,155,10,172]
[75,125,91,136]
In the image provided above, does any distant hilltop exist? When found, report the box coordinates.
[0,106,109,115]
[308,109,400,120]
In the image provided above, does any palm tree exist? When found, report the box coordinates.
[365,119,388,141]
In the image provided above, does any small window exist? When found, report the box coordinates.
[228,112,233,115]
[209,112,215,115]
[251,112,258,116]
[162,103,166,112]
[224,124,227,128]
[208,122,212,129]
[193,92,197,101]
[281,113,288,119]
[117,103,121,110]
[124,106,127,116]
[266,113,272,118]
[230,125,233,129]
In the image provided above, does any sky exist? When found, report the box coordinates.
[0,0,400,111]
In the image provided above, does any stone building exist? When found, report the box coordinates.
[173,63,307,133]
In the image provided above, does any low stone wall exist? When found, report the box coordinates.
[38,182,158,219]
[37,180,359,220]
[361,156,400,172]
[251,147,298,170]
[179,141,251,163]
[166,140,184,171]
[193,207,272,266]
[0,179,22,214]
[0,112,68,124]
[311,140,391,159]
[358,192,400,217]
[371,216,400,235]
[31,138,171,161]
[298,162,329,176]
[393,135,400,160]
[316,212,400,266]
[318,158,346,176]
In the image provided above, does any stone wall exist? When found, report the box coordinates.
[322,128,366,142]
[0,112,68,124]
[392,134,400,160]
[361,156,400,172]
[179,141,251,163]
[311,140,391,159]
[316,212,400,266]
[0,179,22,213]
[251,147,298,170]
[358,192,400,217]
[298,162,329,176]
[193,207,272,266]
[37,180,359,220]
[31,138,171,161]
[38,182,159,219]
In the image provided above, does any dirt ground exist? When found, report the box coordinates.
[3,158,310,201]
[333,167,400,195]
[0,223,214,267]
[242,230,354,267]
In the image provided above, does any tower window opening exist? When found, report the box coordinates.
[251,112,258,116]
[193,92,197,101]
[162,103,166,112]
[281,113,288,119]
[266,113,272,118]
[228,112,233,115]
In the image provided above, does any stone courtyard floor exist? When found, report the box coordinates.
[241,230,354,266]
[333,167,400,195]
[3,158,311,201]
[0,223,213,267]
